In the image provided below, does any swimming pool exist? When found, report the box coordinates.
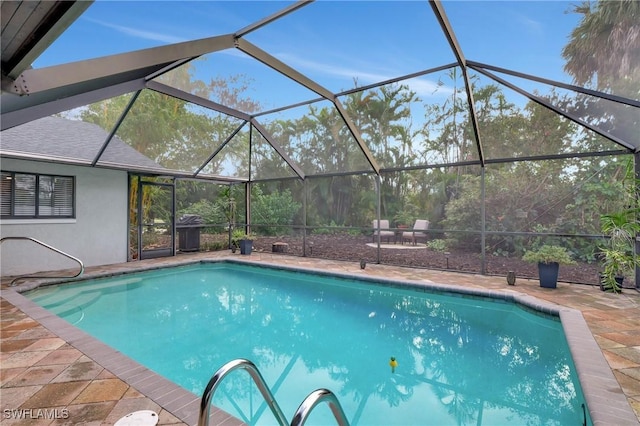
[25,261,591,425]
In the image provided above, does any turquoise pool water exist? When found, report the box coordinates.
[26,262,590,425]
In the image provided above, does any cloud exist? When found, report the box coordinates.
[84,17,186,44]
[277,52,454,98]
[407,79,454,99]
[513,13,544,36]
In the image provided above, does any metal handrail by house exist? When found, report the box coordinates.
[0,236,84,286]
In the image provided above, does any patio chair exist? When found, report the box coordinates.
[402,219,429,245]
[372,220,395,243]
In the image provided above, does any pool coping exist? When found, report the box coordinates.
[4,257,638,425]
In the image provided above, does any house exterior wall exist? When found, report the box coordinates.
[1,158,128,277]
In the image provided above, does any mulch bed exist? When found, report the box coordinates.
[242,234,601,286]
[144,229,628,288]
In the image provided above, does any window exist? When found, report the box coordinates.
[1,171,75,218]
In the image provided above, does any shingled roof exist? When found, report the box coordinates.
[0,116,164,172]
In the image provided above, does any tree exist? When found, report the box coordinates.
[345,84,419,220]
[562,0,640,95]
[562,0,639,146]
[421,68,475,166]
[250,186,301,235]
[79,62,261,175]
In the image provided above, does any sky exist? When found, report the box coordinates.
[32,1,584,113]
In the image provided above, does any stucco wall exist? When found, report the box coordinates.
[1,158,128,276]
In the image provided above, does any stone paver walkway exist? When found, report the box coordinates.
[2,251,639,425]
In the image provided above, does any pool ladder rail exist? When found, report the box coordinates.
[198,358,350,426]
[0,236,84,286]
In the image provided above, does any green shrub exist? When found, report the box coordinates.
[426,239,447,252]
[311,221,342,235]
[201,241,227,251]
[522,245,576,265]
[177,199,225,225]
[251,187,301,236]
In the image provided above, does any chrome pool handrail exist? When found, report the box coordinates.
[198,358,289,426]
[0,236,84,286]
[291,388,350,426]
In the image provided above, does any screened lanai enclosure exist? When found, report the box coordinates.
[1,1,639,287]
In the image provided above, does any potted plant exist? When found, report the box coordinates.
[598,160,640,293]
[599,208,640,293]
[522,245,576,288]
[235,232,254,255]
[230,229,244,254]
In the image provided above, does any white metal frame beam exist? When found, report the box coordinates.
[147,80,252,122]
[474,66,637,152]
[235,38,333,100]
[5,34,235,96]
[235,0,313,38]
[251,119,306,179]
[430,0,485,166]
[235,38,380,174]
[1,79,145,130]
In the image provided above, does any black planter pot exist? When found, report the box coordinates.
[599,275,624,292]
[614,276,624,292]
[538,262,559,288]
[598,273,604,291]
[239,239,253,255]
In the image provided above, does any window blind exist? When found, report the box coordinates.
[1,171,75,218]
